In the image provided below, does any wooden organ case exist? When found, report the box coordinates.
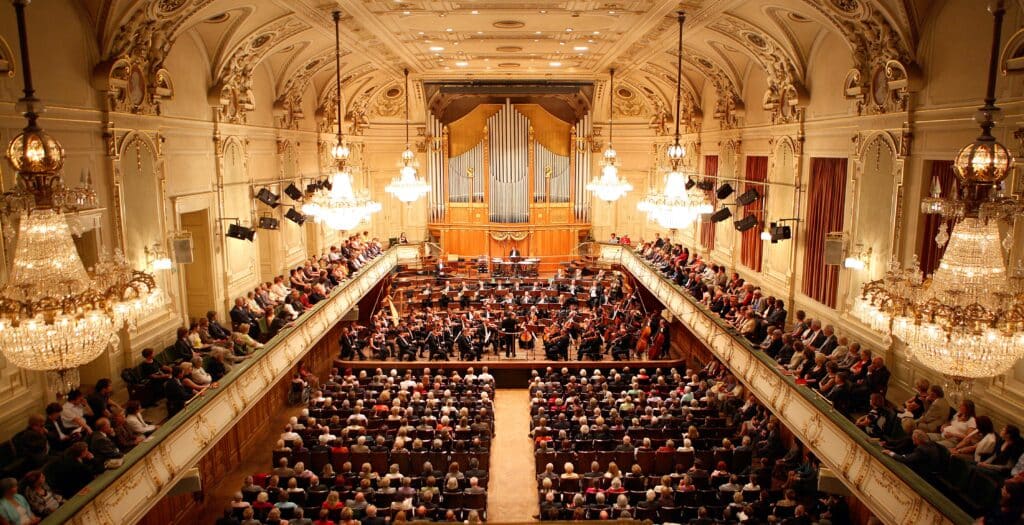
[426,98,593,270]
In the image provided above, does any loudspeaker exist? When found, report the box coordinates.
[817,468,851,496]
[710,207,732,223]
[171,237,194,264]
[824,234,846,265]
[166,468,202,497]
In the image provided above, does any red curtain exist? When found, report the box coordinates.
[801,158,848,308]
[918,161,959,276]
[740,156,768,272]
[700,156,719,251]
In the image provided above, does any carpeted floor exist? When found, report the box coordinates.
[487,389,538,522]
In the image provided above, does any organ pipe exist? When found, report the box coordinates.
[487,99,529,223]
[535,143,570,203]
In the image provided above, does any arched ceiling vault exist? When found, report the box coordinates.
[84,0,921,125]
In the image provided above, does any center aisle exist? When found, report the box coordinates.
[487,388,536,521]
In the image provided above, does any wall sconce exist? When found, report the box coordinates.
[844,245,872,271]
[145,242,173,271]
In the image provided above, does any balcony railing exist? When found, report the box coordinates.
[48,246,406,525]
[599,243,972,525]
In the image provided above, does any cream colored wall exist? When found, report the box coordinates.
[0,4,406,440]
[594,2,1024,432]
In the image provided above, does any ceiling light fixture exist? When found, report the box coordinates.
[586,68,633,203]
[548,61,561,67]
[302,10,380,231]
[0,0,165,394]
[854,0,1024,398]
[637,10,710,231]
[385,69,430,204]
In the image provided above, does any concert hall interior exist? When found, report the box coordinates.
[1,1,1024,524]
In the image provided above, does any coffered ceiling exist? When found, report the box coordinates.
[78,0,928,124]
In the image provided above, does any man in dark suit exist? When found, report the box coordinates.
[509,247,521,258]
[766,299,787,326]
[87,418,124,467]
[207,310,232,340]
[164,365,195,418]
[46,441,100,498]
[825,371,854,415]
[229,297,260,339]
[813,325,838,355]
[886,430,944,476]
[500,312,518,357]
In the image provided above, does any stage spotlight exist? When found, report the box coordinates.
[697,179,715,191]
[716,183,734,200]
[226,223,255,241]
[684,177,696,190]
[284,183,303,201]
[306,182,321,194]
[760,230,772,241]
[322,178,333,191]
[709,207,732,223]
[256,188,281,208]
[736,188,760,206]
[258,216,280,230]
[285,207,306,225]
[766,222,792,243]
[734,214,758,232]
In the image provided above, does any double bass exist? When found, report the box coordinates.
[649,326,665,360]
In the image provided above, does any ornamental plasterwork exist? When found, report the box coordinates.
[684,53,744,130]
[707,15,809,125]
[95,0,219,115]
[798,0,918,115]
[0,35,14,78]
[274,50,340,130]
[370,83,405,118]
[210,16,310,124]
[611,81,652,119]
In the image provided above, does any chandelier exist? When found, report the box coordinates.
[303,10,380,230]
[586,68,632,202]
[385,68,430,203]
[0,0,164,394]
[637,11,710,231]
[853,1,1024,396]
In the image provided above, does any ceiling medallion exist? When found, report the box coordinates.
[497,46,524,53]
[493,20,526,29]
[385,87,402,98]
[745,32,768,50]
[616,87,633,99]
[252,33,272,49]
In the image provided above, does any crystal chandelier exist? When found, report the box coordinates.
[0,0,164,394]
[586,68,632,202]
[637,11,710,231]
[303,10,380,230]
[854,1,1024,396]
[385,69,430,203]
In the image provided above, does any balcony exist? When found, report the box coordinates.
[47,246,407,525]
[599,244,972,525]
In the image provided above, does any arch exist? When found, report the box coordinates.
[116,131,167,271]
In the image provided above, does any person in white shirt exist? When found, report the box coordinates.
[269,276,290,303]
[477,367,494,383]
[281,424,301,443]
[61,389,92,434]
[124,400,157,437]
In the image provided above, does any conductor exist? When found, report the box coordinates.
[500,311,518,358]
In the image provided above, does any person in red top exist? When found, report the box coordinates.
[656,439,677,453]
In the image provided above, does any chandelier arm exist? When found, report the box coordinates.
[983,1,1005,115]
[12,0,38,131]
[333,10,344,148]
[672,11,685,146]
[608,68,614,147]
[404,68,410,148]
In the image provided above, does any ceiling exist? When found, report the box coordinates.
[77,0,929,123]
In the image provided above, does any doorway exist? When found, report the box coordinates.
[180,209,217,322]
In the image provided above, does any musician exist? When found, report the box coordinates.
[455,330,477,361]
[338,327,363,361]
[611,329,632,361]
[396,330,416,361]
[577,326,602,361]
[421,285,433,309]
[545,329,571,361]
[426,327,446,361]
[500,312,518,358]
[519,328,536,353]
[439,290,451,309]
[509,247,521,258]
